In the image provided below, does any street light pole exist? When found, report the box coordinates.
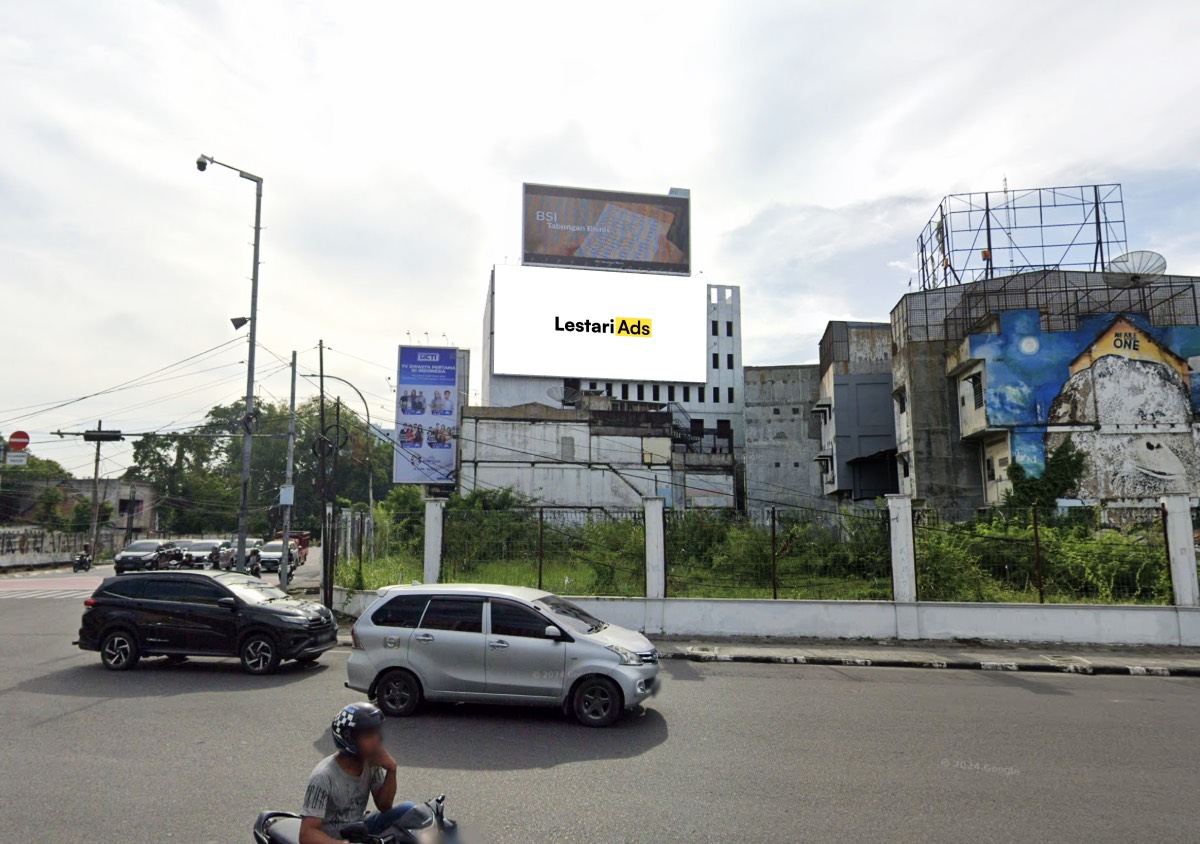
[197,154,263,574]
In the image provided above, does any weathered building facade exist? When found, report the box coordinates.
[743,364,824,508]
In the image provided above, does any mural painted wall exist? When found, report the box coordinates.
[966,308,1200,499]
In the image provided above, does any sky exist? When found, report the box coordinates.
[3,0,1200,479]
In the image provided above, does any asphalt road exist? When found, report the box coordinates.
[3,567,1200,843]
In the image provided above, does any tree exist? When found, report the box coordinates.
[32,487,66,531]
[0,453,70,524]
[1003,436,1087,509]
[68,498,114,533]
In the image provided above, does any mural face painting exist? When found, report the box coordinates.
[966,310,1200,499]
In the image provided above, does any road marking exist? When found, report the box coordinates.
[0,589,92,601]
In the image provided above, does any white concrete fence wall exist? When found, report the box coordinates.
[364,494,1200,647]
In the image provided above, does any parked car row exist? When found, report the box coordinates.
[112,537,287,574]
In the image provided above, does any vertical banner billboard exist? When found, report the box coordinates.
[394,346,459,484]
[522,183,690,275]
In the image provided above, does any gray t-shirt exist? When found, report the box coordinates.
[301,754,385,837]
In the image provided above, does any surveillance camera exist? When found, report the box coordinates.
[196,156,208,172]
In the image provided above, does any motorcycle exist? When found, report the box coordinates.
[72,552,92,573]
[253,795,458,844]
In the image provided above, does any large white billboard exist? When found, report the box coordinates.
[490,264,707,383]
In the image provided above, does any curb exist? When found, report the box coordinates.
[659,651,1200,678]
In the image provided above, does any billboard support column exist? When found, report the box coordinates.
[423,498,445,585]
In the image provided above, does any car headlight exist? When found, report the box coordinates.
[279,615,310,626]
[606,644,644,666]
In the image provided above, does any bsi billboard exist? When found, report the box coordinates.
[522,183,690,275]
[393,346,468,485]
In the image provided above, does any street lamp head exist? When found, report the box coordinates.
[196,155,211,172]
[231,316,250,331]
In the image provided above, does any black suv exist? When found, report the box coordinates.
[113,540,175,574]
[76,571,338,674]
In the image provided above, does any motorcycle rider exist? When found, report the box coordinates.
[298,703,413,844]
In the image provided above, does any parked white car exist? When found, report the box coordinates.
[347,584,661,727]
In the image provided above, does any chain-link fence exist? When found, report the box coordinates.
[664,506,892,599]
[441,507,645,596]
[334,511,423,592]
[914,504,1171,604]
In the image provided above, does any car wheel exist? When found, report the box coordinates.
[572,676,622,727]
[100,630,140,671]
[376,669,422,717]
[240,633,280,675]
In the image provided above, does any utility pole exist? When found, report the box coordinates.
[319,340,330,608]
[90,420,103,558]
[280,350,298,589]
[332,398,342,572]
[124,482,135,546]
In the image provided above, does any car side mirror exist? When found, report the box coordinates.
[217,597,237,610]
[545,625,562,640]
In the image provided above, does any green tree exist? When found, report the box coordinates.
[0,453,70,524]
[68,497,113,533]
[32,487,66,530]
[1003,436,1086,509]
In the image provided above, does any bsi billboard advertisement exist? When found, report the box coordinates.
[393,346,463,485]
[522,183,690,275]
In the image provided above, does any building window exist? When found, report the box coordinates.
[712,352,719,369]
[652,384,660,401]
[637,384,645,401]
[896,389,907,414]
[667,385,675,401]
[605,382,613,396]
[697,388,704,403]
[588,381,596,390]
[726,320,733,337]
[966,374,984,409]
[791,407,800,415]
[683,385,691,402]
[774,462,781,468]
[711,320,719,336]
[712,387,719,403]
[985,457,995,481]
[793,462,800,468]
[726,353,734,369]
[710,287,718,304]
[621,384,629,400]
[727,387,734,403]
[772,408,780,416]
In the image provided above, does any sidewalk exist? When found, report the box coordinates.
[653,637,1200,677]
[328,626,1200,678]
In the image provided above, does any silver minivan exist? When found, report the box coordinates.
[346,584,661,727]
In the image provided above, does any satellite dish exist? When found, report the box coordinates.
[1105,250,1167,287]
[546,386,582,407]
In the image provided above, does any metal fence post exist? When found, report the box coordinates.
[1031,506,1045,604]
[537,507,545,591]
[770,507,778,600]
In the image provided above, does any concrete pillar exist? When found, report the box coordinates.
[1161,494,1198,607]
[423,498,445,585]
[887,494,917,603]
[643,497,666,636]
[644,497,666,600]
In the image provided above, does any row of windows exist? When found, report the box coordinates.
[588,381,736,404]
[770,407,802,416]
[711,320,735,337]
[712,352,736,370]
[373,595,552,638]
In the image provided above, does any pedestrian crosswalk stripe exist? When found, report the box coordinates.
[0,589,92,600]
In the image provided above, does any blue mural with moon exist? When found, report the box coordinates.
[966,308,1200,476]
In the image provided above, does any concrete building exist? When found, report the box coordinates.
[892,269,1200,509]
[811,322,898,501]
[13,477,156,534]
[742,364,825,509]
[458,396,737,509]
[481,272,746,462]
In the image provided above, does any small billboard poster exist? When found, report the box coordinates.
[394,346,458,484]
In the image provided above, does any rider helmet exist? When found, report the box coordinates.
[331,702,385,756]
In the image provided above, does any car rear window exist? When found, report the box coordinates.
[419,598,483,633]
[372,595,429,628]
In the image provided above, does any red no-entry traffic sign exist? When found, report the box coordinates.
[8,431,30,451]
